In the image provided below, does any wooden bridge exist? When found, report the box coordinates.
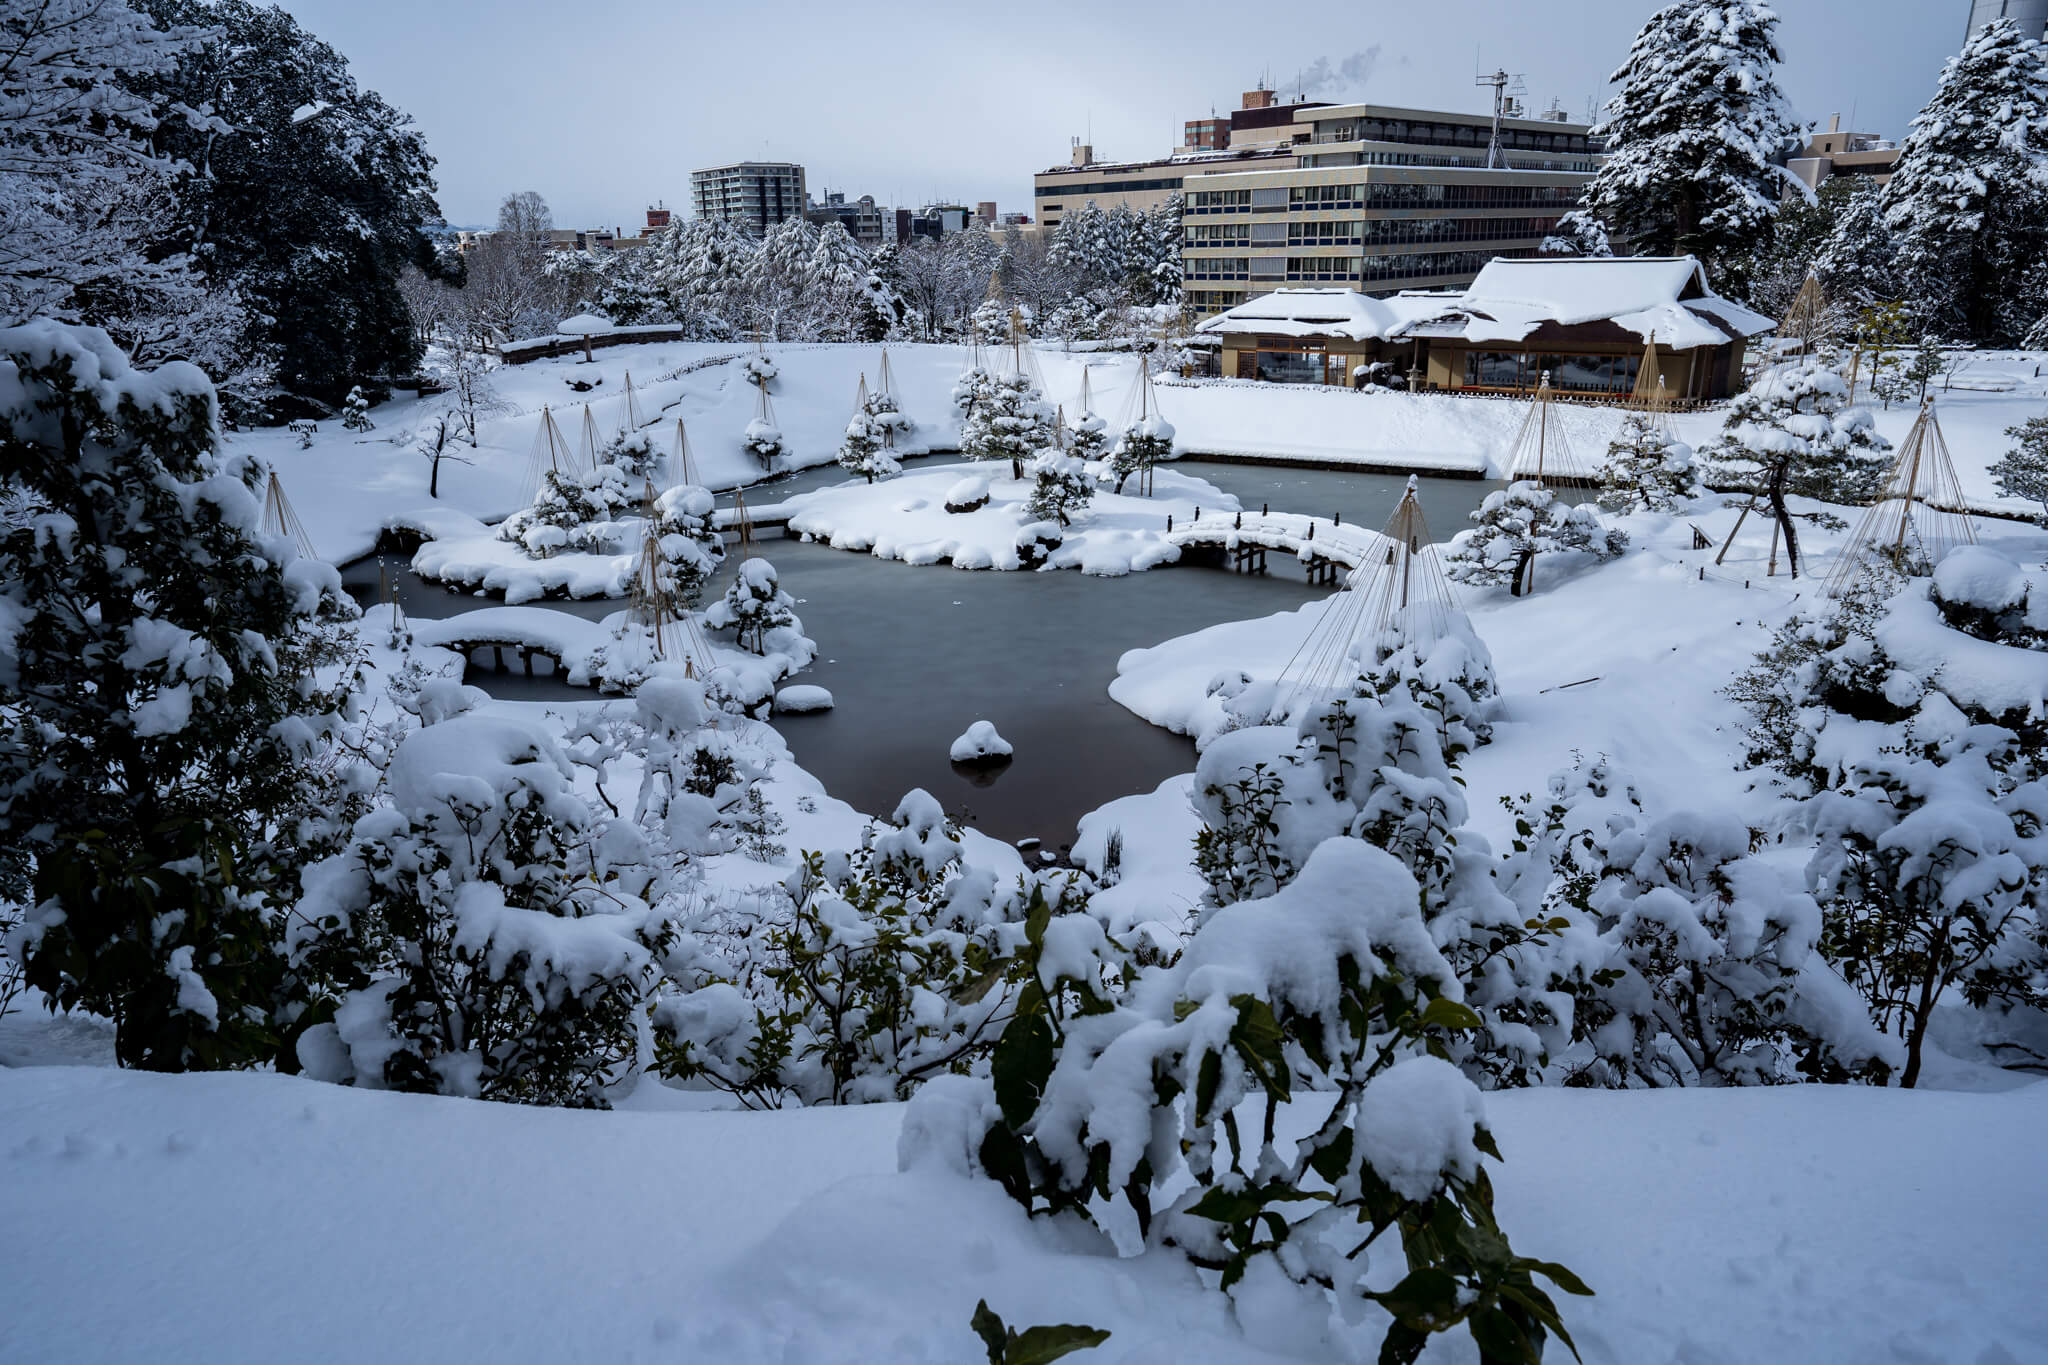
[1166,510,1391,589]
[408,608,603,681]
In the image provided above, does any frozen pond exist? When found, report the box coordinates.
[342,466,1496,849]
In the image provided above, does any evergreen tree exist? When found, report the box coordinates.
[1881,20,2048,343]
[806,222,872,342]
[1443,483,1627,594]
[1107,413,1175,495]
[0,322,364,1070]
[1067,408,1110,464]
[1812,179,1900,313]
[1596,412,1697,513]
[1556,0,1804,275]
[1696,358,1893,503]
[130,0,445,416]
[744,216,820,339]
[341,386,373,431]
[707,559,798,654]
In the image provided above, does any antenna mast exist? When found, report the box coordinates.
[1477,69,1511,169]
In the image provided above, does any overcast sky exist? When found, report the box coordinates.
[270,0,1970,231]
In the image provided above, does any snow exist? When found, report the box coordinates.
[774,684,834,712]
[1459,257,1775,349]
[949,719,1012,763]
[1354,1056,1487,1201]
[555,313,613,336]
[943,474,989,511]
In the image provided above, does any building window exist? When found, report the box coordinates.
[1255,349,1327,384]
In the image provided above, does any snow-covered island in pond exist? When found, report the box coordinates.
[7,3,2048,1361]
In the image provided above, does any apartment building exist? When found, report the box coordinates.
[690,162,807,235]
[1182,100,1600,316]
[1786,116,1900,192]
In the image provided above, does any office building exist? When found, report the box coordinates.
[807,191,890,247]
[690,162,807,235]
[1966,0,2048,41]
[1786,116,1900,193]
[1180,98,1601,316]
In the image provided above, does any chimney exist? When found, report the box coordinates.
[1242,88,1275,110]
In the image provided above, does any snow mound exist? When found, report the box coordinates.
[949,720,1012,763]
[1354,1056,1488,1201]
[774,684,834,713]
[944,476,990,513]
[556,313,613,336]
[1933,545,2028,614]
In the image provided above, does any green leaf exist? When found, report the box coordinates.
[1006,1323,1112,1365]
[971,1301,1008,1363]
[1419,997,1483,1033]
[1524,1258,1595,1297]
[1185,1184,1266,1226]
[1025,892,1052,948]
[990,1011,1056,1130]
[1375,1267,1462,1332]
[1468,1306,1541,1365]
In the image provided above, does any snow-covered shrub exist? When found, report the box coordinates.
[655,790,1080,1107]
[1024,447,1093,526]
[741,353,778,389]
[1106,414,1174,495]
[961,371,1055,479]
[1596,411,1698,514]
[293,714,674,1107]
[950,720,1012,764]
[1732,550,2048,1085]
[1067,408,1110,465]
[1355,609,1498,759]
[951,365,991,422]
[1989,415,2048,525]
[970,298,1015,346]
[650,483,725,609]
[1443,482,1628,595]
[1696,358,1892,504]
[341,385,373,432]
[862,383,914,447]
[932,836,1591,1363]
[742,416,783,471]
[499,464,639,558]
[0,322,365,1071]
[598,426,660,481]
[836,408,899,483]
[707,558,798,654]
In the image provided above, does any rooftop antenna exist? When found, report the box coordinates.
[1476,68,1518,169]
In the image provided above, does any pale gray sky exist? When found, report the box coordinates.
[270,0,1968,230]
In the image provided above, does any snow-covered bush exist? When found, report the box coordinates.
[1107,414,1174,495]
[950,720,1012,764]
[742,417,783,471]
[951,365,991,421]
[1443,482,1628,595]
[498,463,639,558]
[741,353,778,389]
[293,715,674,1107]
[1732,550,2048,1084]
[1696,358,1892,504]
[1067,408,1110,464]
[1596,411,1698,514]
[1024,447,1093,526]
[598,426,660,481]
[342,385,373,432]
[862,383,914,447]
[836,408,900,483]
[961,371,1055,479]
[707,558,798,654]
[0,322,365,1071]
[924,835,1592,1363]
[655,791,1076,1107]
[649,483,726,611]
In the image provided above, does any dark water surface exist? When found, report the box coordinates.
[342,465,1494,848]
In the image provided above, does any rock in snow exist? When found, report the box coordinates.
[774,684,834,713]
[949,720,1012,763]
[944,476,990,514]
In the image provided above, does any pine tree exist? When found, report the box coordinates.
[1697,358,1893,503]
[708,559,798,654]
[1107,414,1174,495]
[341,385,373,431]
[1443,483,1628,595]
[744,216,820,339]
[1812,179,1900,313]
[836,407,899,483]
[960,371,1054,479]
[0,322,364,1070]
[1596,411,1697,513]
[1990,416,2048,524]
[1067,409,1110,463]
[1024,448,1092,526]
[1881,20,2048,343]
[1557,0,1804,274]
[806,222,872,342]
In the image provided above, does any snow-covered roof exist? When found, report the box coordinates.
[1456,257,1776,348]
[1199,258,1775,351]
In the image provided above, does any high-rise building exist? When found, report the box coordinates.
[690,162,807,235]
[1966,0,2048,41]
[1786,115,1900,193]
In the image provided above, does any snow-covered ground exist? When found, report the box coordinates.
[13,341,2047,1363]
[1,1061,2041,1365]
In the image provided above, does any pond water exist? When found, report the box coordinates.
[341,463,1496,850]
